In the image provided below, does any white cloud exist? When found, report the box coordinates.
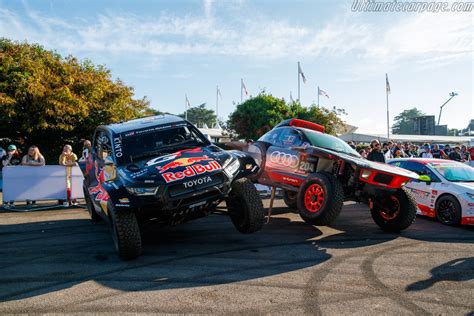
[0,6,471,72]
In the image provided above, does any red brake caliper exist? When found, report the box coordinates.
[304,184,325,213]
[379,196,400,220]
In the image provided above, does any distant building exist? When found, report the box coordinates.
[412,115,435,135]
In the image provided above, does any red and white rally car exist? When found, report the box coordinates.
[388,158,474,226]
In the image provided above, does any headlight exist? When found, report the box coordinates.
[360,169,372,179]
[466,192,474,200]
[126,187,159,196]
[224,159,240,178]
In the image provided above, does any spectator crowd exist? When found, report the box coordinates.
[347,140,473,164]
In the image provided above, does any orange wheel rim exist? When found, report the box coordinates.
[304,184,325,213]
[379,195,400,220]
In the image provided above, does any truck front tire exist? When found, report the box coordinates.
[226,178,265,234]
[109,206,142,260]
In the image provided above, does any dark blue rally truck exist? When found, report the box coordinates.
[80,115,264,260]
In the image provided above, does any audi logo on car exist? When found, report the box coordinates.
[183,176,213,188]
[270,151,299,168]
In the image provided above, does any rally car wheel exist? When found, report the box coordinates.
[436,195,461,226]
[297,172,344,226]
[109,206,142,260]
[226,178,265,234]
[83,186,102,222]
[370,187,417,232]
[283,190,298,209]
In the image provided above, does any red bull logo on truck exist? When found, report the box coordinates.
[160,160,222,183]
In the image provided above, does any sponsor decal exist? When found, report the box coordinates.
[144,179,154,183]
[432,190,438,195]
[115,204,130,207]
[283,176,299,184]
[161,161,222,183]
[119,198,130,203]
[270,151,299,168]
[114,137,123,157]
[245,164,253,170]
[408,188,430,199]
[157,156,212,173]
[130,169,148,178]
[183,176,212,188]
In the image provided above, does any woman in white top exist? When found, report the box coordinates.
[21,146,46,166]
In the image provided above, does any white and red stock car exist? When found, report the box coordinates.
[388,158,474,226]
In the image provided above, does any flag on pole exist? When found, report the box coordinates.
[242,79,249,96]
[217,86,222,99]
[298,62,307,84]
[318,87,330,98]
[386,73,391,94]
[185,94,191,108]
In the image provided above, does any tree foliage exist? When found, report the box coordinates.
[0,39,149,162]
[228,93,346,140]
[179,104,217,128]
[392,107,425,134]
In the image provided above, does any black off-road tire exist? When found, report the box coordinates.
[297,172,344,226]
[83,186,102,222]
[109,206,142,260]
[283,190,298,209]
[370,187,417,232]
[435,195,462,226]
[226,178,265,234]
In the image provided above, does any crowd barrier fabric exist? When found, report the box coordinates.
[2,165,84,203]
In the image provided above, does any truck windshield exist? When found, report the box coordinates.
[119,124,210,164]
[302,129,360,157]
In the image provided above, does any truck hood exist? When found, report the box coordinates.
[119,146,232,184]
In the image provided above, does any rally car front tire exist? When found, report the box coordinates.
[109,205,142,260]
[370,187,417,232]
[226,178,265,234]
[297,172,344,226]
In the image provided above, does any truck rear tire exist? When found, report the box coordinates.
[226,178,265,234]
[83,186,102,222]
[297,172,344,226]
[370,187,417,232]
[109,206,142,260]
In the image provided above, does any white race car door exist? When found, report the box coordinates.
[402,161,438,218]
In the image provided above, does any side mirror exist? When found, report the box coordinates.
[418,175,431,185]
[103,156,117,182]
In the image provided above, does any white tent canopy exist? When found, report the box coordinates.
[340,133,473,145]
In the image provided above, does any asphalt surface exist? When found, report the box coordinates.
[0,199,473,315]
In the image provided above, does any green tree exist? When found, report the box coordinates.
[227,93,346,140]
[0,39,149,162]
[179,104,217,128]
[392,108,425,134]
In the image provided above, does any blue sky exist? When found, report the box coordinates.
[0,0,472,133]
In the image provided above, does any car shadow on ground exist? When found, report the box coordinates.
[406,257,474,292]
[0,203,472,304]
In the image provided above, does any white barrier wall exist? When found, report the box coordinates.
[2,166,84,202]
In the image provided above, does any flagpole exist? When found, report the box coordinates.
[297,62,301,102]
[241,79,243,103]
[185,94,188,120]
[386,74,390,141]
[216,85,219,118]
[317,86,320,107]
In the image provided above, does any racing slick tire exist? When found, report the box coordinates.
[435,195,462,226]
[297,172,344,226]
[283,190,298,209]
[109,205,142,260]
[370,187,417,233]
[83,186,102,222]
[226,178,265,234]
